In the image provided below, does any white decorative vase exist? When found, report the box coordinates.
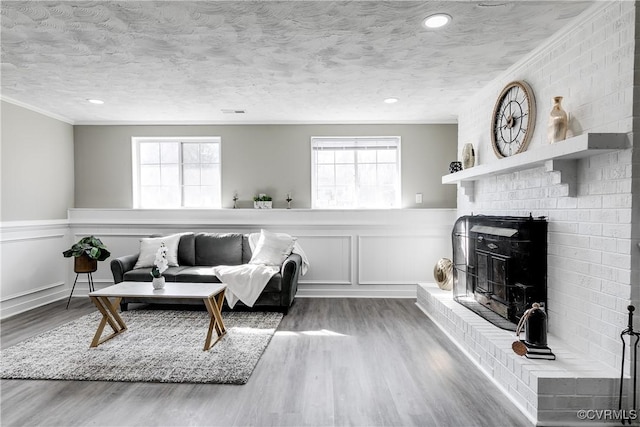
[152,276,165,290]
[548,96,568,144]
[462,143,475,169]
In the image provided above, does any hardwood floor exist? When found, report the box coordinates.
[1,298,532,427]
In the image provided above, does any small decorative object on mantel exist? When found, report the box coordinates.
[151,243,168,290]
[286,192,293,209]
[232,191,239,209]
[462,143,475,169]
[617,305,639,413]
[433,258,453,290]
[449,161,462,174]
[547,96,568,144]
[512,303,555,360]
[253,194,273,209]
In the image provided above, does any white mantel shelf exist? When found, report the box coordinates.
[442,133,629,201]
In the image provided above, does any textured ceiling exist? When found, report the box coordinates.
[1,1,594,124]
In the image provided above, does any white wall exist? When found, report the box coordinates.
[0,101,75,317]
[73,123,457,209]
[1,101,74,221]
[456,1,639,371]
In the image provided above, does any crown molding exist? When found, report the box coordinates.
[73,118,458,126]
[1,96,75,125]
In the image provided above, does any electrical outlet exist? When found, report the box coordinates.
[415,193,423,204]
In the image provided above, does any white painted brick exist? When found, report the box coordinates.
[601,252,631,269]
[567,210,591,222]
[557,197,578,209]
[578,222,602,236]
[589,209,618,224]
[602,193,632,208]
[589,180,618,194]
[537,378,577,395]
[602,223,632,238]
[456,0,636,384]
[590,236,618,252]
[616,208,632,223]
[577,195,603,209]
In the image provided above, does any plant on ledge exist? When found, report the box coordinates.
[253,194,273,209]
[62,236,110,261]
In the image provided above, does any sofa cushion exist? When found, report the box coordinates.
[133,233,183,269]
[242,235,252,264]
[174,267,222,283]
[123,266,188,282]
[249,229,296,266]
[195,233,243,266]
[178,233,195,266]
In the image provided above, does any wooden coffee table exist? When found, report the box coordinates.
[88,281,227,351]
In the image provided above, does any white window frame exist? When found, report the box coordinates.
[310,136,402,209]
[132,136,222,209]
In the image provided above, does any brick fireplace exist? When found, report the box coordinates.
[418,1,640,425]
[452,214,547,331]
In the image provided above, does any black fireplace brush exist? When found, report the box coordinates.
[618,305,640,423]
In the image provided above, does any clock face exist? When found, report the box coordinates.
[491,81,536,158]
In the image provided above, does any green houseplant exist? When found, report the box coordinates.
[253,194,273,209]
[63,236,111,273]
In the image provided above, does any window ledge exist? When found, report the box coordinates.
[442,133,629,201]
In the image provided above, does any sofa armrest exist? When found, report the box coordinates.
[280,253,302,309]
[110,254,139,284]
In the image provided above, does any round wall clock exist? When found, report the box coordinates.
[490,80,536,158]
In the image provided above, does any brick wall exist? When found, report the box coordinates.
[456,1,639,371]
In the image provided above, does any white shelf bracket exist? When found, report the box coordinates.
[544,159,577,197]
[459,181,475,202]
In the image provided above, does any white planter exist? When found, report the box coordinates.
[152,276,165,289]
[254,201,272,209]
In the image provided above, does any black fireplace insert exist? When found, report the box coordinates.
[452,214,547,331]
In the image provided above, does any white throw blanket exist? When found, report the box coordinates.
[212,239,309,308]
[212,264,280,308]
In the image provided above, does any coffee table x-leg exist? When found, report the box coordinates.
[89,285,227,351]
[203,289,227,350]
[89,296,127,347]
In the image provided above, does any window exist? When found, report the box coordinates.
[311,137,401,209]
[132,137,221,208]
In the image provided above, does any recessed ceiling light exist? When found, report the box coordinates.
[87,99,104,105]
[423,13,452,29]
[384,98,399,104]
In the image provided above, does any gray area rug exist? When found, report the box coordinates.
[1,309,282,384]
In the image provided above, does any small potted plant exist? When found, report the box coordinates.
[62,236,111,273]
[151,243,168,289]
[253,194,273,209]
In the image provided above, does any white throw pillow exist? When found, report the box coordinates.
[133,233,182,269]
[249,229,296,266]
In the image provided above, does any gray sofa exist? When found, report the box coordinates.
[110,232,301,314]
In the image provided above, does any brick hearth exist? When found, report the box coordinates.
[417,283,628,426]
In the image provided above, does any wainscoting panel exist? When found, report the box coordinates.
[1,209,458,318]
[0,221,70,318]
[296,235,352,285]
[358,234,451,285]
